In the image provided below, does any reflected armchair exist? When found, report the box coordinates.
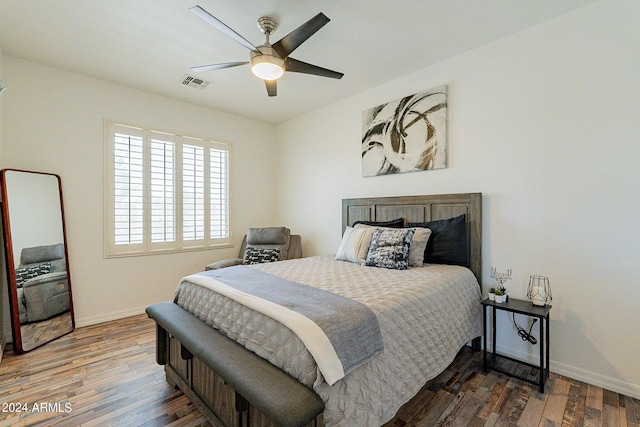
[205,227,302,270]
[16,243,70,323]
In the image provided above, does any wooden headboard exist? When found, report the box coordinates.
[342,193,482,286]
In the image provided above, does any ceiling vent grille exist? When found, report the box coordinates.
[181,74,211,89]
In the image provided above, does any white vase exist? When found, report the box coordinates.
[488,293,495,301]
[495,294,506,303]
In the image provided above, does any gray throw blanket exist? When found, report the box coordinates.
[194,266,384,380]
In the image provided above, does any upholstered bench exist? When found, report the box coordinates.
[146,302,324,427]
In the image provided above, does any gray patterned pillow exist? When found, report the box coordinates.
[243,247,281,265]
[365,229,415,270]
[15,262,51,287]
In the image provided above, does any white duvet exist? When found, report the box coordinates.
[175,255,482,426]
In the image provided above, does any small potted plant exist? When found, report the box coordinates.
[488,287,496,301]
[494,287,508,303]
[491,267,512,303]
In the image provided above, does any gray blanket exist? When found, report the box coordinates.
[194,266,384,377]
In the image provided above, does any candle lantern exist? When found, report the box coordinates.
[527,275,552,306]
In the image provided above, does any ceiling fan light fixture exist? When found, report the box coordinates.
[251,53,284,80]
[190,6,343,96]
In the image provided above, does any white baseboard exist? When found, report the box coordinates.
[75,306,148,328]
[551,360,640,401]
[495,344,640,400]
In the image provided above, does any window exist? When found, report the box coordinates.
[105,121,231,257]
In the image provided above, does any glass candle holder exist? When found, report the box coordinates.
[527,275,552,306]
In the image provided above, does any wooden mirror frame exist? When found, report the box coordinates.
[1,169,75,353]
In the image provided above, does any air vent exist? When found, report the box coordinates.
[181,74,211,89]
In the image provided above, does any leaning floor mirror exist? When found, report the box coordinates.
[1,169,74,352]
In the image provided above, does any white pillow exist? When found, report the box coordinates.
[406,227,432,267]
[354,223,431,267]
[336,226,376,264]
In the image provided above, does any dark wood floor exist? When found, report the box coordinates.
[1,314,638,427]
[18,311,74,352]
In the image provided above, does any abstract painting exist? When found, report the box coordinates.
[362,85,448,177]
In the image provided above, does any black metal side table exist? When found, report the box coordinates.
[482,297,551,392]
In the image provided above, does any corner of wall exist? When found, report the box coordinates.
[0,48,7,361]
[0,47,5,166]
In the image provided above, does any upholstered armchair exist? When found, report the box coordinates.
[205,227,302,271]
[16,243,70,323]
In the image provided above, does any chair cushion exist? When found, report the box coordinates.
[246,227,291,260]
[205,258,243,271]
[20,243,66,272]
[20,243,65,264]
[246,227,290,245]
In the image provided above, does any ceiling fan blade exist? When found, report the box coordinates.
[272,13,330,58]
[189,5,261,54]
[191,62,249,72]
[265,80,277,97]
[284,57,344,79]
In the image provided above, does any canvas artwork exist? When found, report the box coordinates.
[362,85,448,177]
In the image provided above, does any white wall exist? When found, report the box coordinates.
[2,57,278,327]
[0,46,4,164]
[0,48,3,164]
[1,0,638,401]
[274,0,640,398]
[0,47,9,351]
[3,172,64,269]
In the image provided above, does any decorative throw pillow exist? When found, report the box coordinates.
[15,262,52,287]
[353,217,404,228]
[336,226,376,264]
[355,224,431,267]
[407,214,469,267]
[243,247,281,265]
[365,229,415,270]
[405,227,432,267]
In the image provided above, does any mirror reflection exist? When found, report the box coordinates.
[1,169,74,352]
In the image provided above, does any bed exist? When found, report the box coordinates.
[148,193,483,427]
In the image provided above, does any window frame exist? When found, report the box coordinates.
[104,120,232,258]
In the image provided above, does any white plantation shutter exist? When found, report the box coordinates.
[105,121,231,257]
[150,136,175,243]
[210,147,229,239]
[113,131,144,246]
[182,143,205,241]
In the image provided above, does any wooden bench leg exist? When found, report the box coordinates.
[181,343,193,360]
[235,392,249,427]
[156,324,168,365]
[472,336,481,351]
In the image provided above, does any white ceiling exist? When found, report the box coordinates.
[0,0,598,124]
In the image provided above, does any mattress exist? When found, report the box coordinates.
[175,255,482,426]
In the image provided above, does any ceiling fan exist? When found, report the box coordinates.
[189,5,344,97]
